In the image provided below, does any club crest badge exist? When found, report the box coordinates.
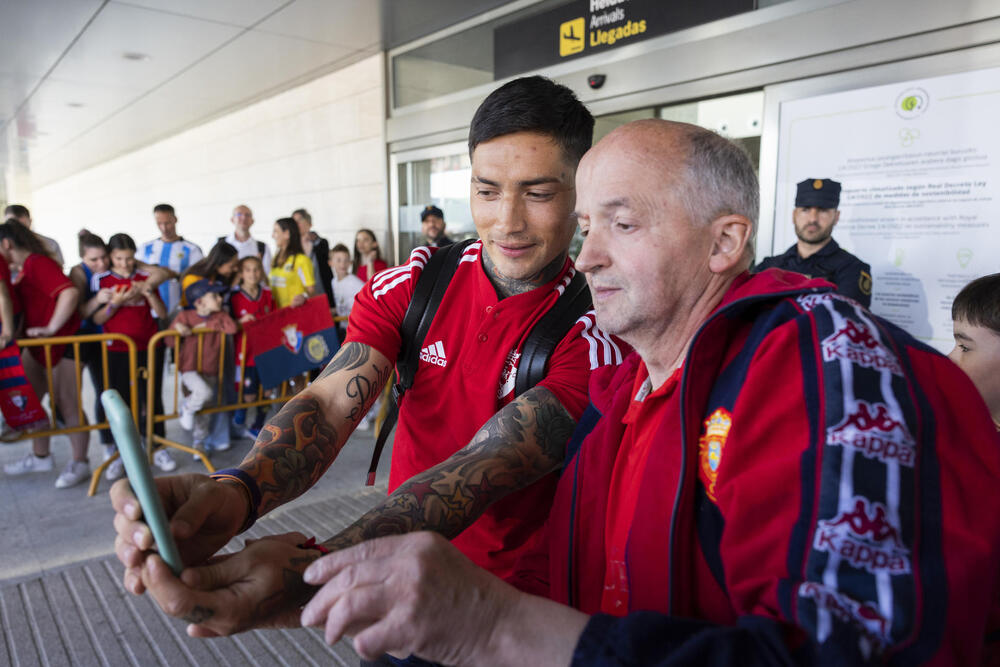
[282,324,303,354]
[699,407,732,502]
[305,334,330,363]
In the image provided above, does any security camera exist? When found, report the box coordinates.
[587,74,606,90]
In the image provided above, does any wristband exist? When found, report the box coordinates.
[297,537,330,555]
[210,468,261,533]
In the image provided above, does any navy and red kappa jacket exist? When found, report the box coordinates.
[534,269,1000,665]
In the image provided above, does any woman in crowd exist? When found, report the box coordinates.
[269,217,316,308]
[180,241,239,308]
[91,233,172,478]
[69,231,115,451]
[0,221,90,489]
[353,228,387,282]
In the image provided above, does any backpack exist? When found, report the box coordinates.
[366,239,593,484]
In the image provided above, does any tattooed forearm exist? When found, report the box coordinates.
[239,395,340,514]
[239,343,392,516]
[323,387,576,552]
[317,341,370,381]
[481,249,567,298]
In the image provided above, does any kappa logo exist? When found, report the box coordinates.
[821,320,902,375]
[799,582,890,647]
[827,401,916,467]
[814,497,909,574]
[420,341,448,368]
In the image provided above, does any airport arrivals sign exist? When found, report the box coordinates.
[493,0,752,79]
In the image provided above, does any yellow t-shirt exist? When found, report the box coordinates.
[269,254,315,308]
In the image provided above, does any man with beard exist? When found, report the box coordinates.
[756,178,872,307]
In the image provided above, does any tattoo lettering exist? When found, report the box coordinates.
[324,387,576,551]
[346,361,393,423]
[182,605,215,624]
[481,249,567,299]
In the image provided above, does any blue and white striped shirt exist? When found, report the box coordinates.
[139,238,204,313]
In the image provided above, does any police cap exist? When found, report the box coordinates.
[795,178,841,209]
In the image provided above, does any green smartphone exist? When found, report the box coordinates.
[101,389,184,575]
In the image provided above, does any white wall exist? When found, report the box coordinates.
[28,53,388,265]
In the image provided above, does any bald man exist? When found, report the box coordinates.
[298,120,1000,665]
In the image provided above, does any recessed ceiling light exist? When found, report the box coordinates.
[67,102,85,108]
[122,52,151,61]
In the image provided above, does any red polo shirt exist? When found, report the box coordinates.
[346,241,625,579]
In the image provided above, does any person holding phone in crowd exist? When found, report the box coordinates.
[0,221,89,488]
[91,234,173,479]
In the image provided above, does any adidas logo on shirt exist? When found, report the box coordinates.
[420,341,448,368]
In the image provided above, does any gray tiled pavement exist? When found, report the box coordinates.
[0,375,395,665]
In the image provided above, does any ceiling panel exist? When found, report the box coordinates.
[116,0,288,27]
[0,0,103,79]
[46,2,242,89]
[256,0,382,49]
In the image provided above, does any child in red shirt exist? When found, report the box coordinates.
[230,256,274,438]
[172,279,238,453]
[92,234,172,478]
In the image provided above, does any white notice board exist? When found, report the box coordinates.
[773,66,999,352]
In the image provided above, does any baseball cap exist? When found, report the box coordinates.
[185,279,228,305]
[420,205,444,221]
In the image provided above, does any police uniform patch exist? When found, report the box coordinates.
[305,334,330,363]
[813,179,824,190]
[859,270,872,296]
[699,408,732,502]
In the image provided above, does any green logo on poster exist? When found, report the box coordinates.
[957,248,972,268]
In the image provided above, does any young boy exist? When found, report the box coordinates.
[950,272,1000,431]
[172,279,239,453]
[329,243,363,342]
[230,256,274,438]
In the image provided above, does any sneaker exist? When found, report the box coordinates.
[153,448,177,472]
[208,441,231,452]
[4,453,54,475]
[192,441,206,462]
[245,426,262,440]
[179,403,195,431]
[55,460,91,489]
[105,457,125,481]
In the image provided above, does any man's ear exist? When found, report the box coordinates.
[708,214,752,274]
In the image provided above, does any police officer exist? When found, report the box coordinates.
[756,178,872,307]
[420,204,453,248]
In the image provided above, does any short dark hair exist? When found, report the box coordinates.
[292,208,311,223]
[78,231,106,258]
[153,203,175,216]
[330,243,350,256]
[468,76,594,166]
[107,233,137,252]
[4,204,30,220]
[953,273,1000,335]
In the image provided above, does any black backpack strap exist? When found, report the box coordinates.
[257,241,266,258]
[367,240,475,484]
[513,270,593,397]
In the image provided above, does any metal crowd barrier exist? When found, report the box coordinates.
[5,318,390,496]
[7,333,139,496]
[147,315,391,474]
